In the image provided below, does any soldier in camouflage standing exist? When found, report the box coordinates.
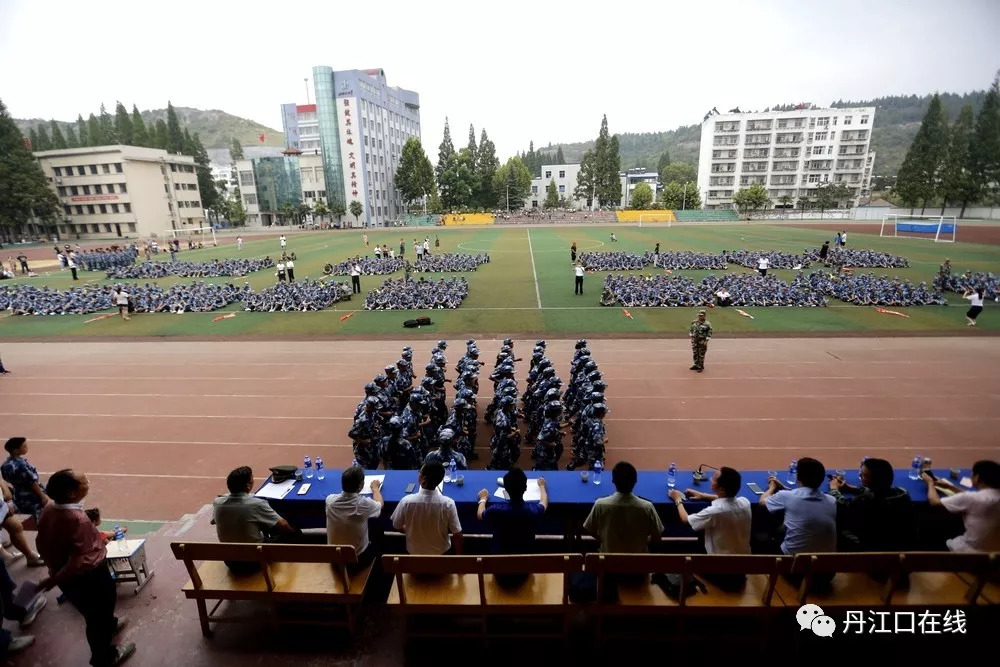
[689,309,713,373]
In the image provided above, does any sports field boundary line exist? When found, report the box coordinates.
[526,228,542,308]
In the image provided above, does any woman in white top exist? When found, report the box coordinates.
[757,256,770,277]
[114,287,130,320]
[276,261,286,282]
[574,262,585,295]
[963,287,985,326]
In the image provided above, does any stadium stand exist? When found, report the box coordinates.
[673,209,741,222]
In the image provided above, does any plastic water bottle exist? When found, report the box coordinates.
[593,459,603,485]
[908,456,922,480]
[304,456,313,479]
[667,462,677,489]
[447,457,457,483]
[316,457,325,480]
[786,460,798,486]
[113,525,126,554]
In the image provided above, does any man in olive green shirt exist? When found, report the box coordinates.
[583,461,663,552]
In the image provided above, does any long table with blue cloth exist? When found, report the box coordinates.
[263,467,969,543]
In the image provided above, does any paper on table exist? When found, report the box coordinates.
[255,479,296,499]
[492,479,541,502]
[360,475,386,495]
[960,476,973,488]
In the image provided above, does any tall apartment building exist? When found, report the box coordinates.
[33,145,205,239]
[696,106,875,209]
[280,67,420,227]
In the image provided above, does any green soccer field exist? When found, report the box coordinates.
[1,223,998,338]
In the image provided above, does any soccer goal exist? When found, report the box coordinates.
[637,212,675,227]
[880,214,957,242]
[162,226,219,247]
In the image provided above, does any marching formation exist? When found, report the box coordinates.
[413,252,490,273]
[241,280,352,312]
[347,339,610,473]
[78,247,139,271]
[362,277,469,310]
[106,257,275,280]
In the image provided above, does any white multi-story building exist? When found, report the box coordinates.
[281,67,420,227]
[33,145,204,239]
[697,106,876,209]
[621,168,660,208]
[525,164,587,209]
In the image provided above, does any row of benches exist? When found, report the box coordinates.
[171,542,999,643]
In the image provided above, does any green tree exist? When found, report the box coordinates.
[131,105,149,147]
[65,124,79,148]
[395,137,436,206]
[629,182,653,210]
[99,103,116,144]
[660,162,697,185]
[574,150,598,207]
[657,150,671,173]
[50,121,67,149]
[467,124,477,154]
[732,184,770,217]
[592,117,622,207]
[555,146,565,165]
[114,102,133,145]
[427,188,442,214]
[0,99,61,241]
[475,129,500,209]
[313,198,329,225]
[87,113,104,146]
[229,137,245,161]
[895,93,949,212]
[349,199,364,226]
[330,201,346,226]
[492,156,532,211]
[182,127,195,155]
[35,125,52,151]
[153,119,169,149]
[778,195,793,208]
[166,101,184,154]
[544,178,560,209]
[680,182,701,209]
[75,114,88,146]
[941,105,977,216]
[226,192,246,226]
[191,132,219,213]
[27,127,39,151]
[658,181,683,209]
[297,202,312,224]
[435,117,455,181]
[970,72,1000,205]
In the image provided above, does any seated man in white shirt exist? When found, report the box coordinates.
[923,459,1000,552]
[325,466,384,573]
[670,466,752,590]
[390,461,463,555]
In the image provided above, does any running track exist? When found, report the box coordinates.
[1,338,997,521]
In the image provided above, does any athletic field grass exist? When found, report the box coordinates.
[1,223,997,338]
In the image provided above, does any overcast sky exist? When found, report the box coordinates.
[2,0,999,160]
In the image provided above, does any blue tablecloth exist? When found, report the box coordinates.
[264,467,967,532]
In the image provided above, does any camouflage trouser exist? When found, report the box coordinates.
[353,441,381,469]
[487,433,519,470]
[692,341,708,369]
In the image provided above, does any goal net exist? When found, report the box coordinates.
[637,212,675,227]
[161,226,219,248]
[880,214,956,242]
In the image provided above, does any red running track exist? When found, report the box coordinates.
[0,338,997,521]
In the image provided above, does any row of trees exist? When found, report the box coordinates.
[0,99,60,239]
[26,101,220,216]
[519,142,564,177]
[625,182,702,211]
[574,115,622,208]
[895,72,1000,216]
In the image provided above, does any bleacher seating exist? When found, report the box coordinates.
[615,210,676,223]
[673,209,741,222]
[170,542,372,637]
[443,213,494,226]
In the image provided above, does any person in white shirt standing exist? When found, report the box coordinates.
[924,460,1000,552]
[326,466,383,573]
[114,287,130,321]
[279,235,287,250]
[390,461,462,555]
[276,261,286,283]
[757,256,770,277]
[350,261,362,294]
[67,253,78,281]
[963,287,985,326]
[285,258,295,282]
[237,236,243,251]
[574,262,585,295]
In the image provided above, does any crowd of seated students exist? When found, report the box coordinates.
[106,257,274,280]
[792,271,948,306]
[412,252,490,273]
[362,277,469,310]
[241,279,352,312]
[600,273,827,308]
[326,256,403,276]
[0,282,249,315]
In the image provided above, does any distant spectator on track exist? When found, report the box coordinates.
[1,438,49,522]
[923,459,1000,552]
[213,466,298,573]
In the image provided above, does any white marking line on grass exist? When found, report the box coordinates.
[526,228,542,308]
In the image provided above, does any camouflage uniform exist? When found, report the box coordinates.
[689,311,713,371]
[487,399,521,470]
[349,400,382,469]
[380,416,422,469]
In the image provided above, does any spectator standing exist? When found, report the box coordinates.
[570,241,577,263]
[279,235,287,250]
[1,437,50,522]
[0,555,43,657]
[390,462,462,555]
[840,230,847,246]
[325,467,383,573]
[237,236,243,251]
[114,287,130,321]
[834,232,841,247]
[757,256,770,277]
[212,466,298,573]
[276,260,286,283]
[350,261,362,294]
[285,257,295,282]
[37,470,136,666]
[963,287,985,326]
[583,461,663,553]
[363,233,369,247]
[818,240,830,264]
[574,262,585,295]
[829,457,915,552]
[68,252,79,280]
[16,254,28,275]
[924,460,1000,552]
[0,354,9,374]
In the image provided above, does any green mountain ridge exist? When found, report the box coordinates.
[15,106,284,150]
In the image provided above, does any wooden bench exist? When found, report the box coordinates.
[383,553,584,645]
[775,552,992,608]
[170,542,372,637]
[583,553,789,644]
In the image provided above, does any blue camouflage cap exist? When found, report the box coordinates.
[592,403,607,413]
[388,416,404,429]
[425,363,438,372]
[437,428,456,442]
[374,374,387,383]
[364,383,378,393]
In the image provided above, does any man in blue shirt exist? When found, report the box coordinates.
[760,457,837,590]
[477,469,548,585]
